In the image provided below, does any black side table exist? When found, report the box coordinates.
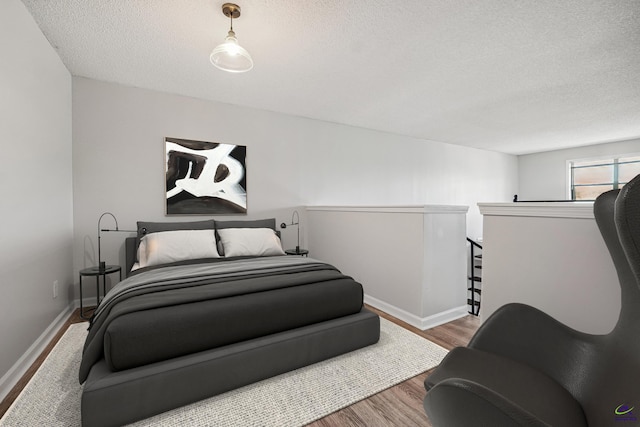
[285,249,309,257]
[79,265,122,320]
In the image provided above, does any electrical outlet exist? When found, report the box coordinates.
[53,280,59,299]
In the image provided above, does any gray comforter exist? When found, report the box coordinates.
[79,256,357,383]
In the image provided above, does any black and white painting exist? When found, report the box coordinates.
[165,137,247,215]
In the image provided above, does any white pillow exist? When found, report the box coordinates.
[132,238,148,271]
[217,228,285,257]
[138,229,220,268]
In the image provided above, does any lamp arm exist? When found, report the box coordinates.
[280,210,301,253]
[280,210,300,228]
[293,210,300,251]
[97,212,119,271]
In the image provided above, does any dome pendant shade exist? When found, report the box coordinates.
[210,30,253,73]
[210,3,253,73]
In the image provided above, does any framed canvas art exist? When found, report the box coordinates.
[165,137,247,215]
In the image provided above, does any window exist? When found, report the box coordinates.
[569,155,640,200]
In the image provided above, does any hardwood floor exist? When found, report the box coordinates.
[308,306,481,427]
[0,306,480,426]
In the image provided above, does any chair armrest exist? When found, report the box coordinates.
[424,378,553,427]
[469,303,597,394]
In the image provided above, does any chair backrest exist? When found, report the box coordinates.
[584,176,640,425]
[614,174,640,323]
[594,186,639,327]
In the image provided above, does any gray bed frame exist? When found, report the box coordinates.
[81,238,380,427]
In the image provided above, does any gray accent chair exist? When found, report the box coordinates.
[423,174,640,426]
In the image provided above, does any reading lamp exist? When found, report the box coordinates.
[280,210,300,254]
[95,212,134,273]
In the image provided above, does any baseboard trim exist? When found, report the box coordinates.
[419,305,469,330]
[364,294,468,330]
[0,304,75,403]
[74,297,99,310]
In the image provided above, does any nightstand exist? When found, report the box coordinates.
[285,248,309,257]
[79,265,121,320]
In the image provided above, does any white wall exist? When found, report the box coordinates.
[518,138,640,200]
[0,0,73,388]
[72,78,518,297]
[307,206,469,329]
[479,204,619,334]
[301,125,517,241]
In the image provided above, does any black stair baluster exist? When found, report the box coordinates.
[466,238,483,316]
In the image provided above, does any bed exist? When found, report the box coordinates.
[79,218,380,427]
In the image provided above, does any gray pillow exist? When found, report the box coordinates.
[215,218,276,231]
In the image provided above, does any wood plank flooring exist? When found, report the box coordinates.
[0,305,480,426]
[308,306,480,427]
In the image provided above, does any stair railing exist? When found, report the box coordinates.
[467,238,483,315]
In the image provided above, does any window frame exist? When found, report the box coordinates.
[567,154,640,201]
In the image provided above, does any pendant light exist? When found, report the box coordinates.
[210,3,253,73]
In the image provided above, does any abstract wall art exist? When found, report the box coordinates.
[165,137,247,215]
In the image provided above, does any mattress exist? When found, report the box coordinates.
[80,256,365,382]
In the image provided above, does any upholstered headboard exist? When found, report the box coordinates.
[125,237,138,277]
[124,218,281,277]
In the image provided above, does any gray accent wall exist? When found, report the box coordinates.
[71,78,518,285]
[0,0,73,385]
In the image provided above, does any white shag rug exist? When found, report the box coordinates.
[1,318,447,427]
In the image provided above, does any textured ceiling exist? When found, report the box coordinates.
[20,0,640,154]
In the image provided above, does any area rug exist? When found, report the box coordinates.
[0,318,447,427]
